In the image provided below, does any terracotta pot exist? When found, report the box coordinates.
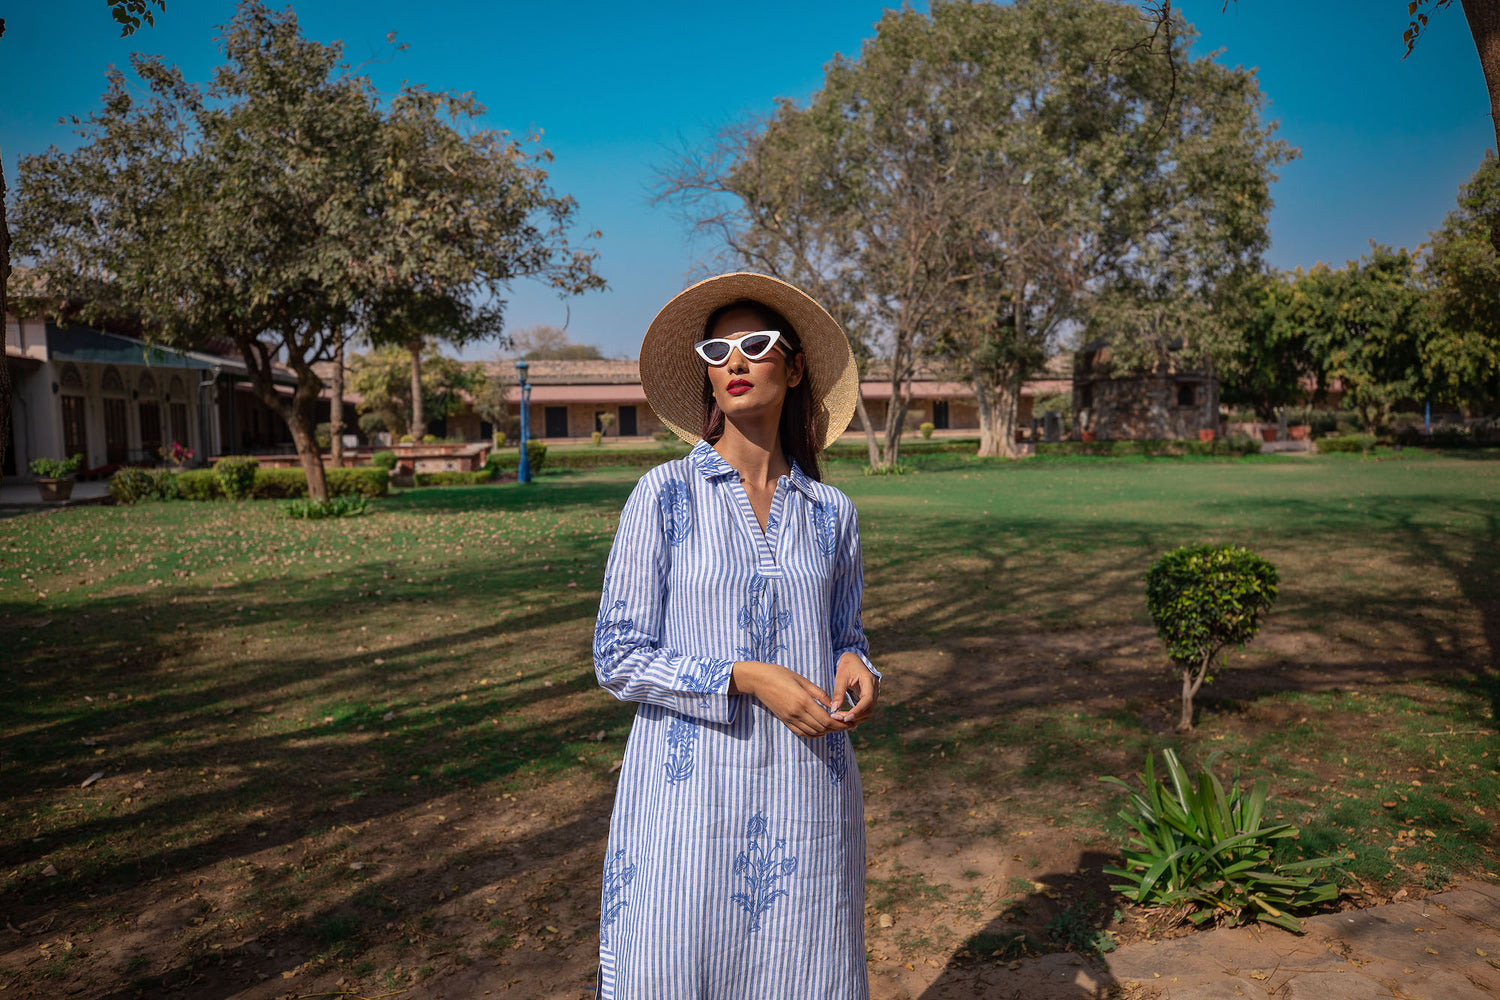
[1197,428,1215,442]
[36,477,75,502]
[1288,425,1311,441]
[1261,427,1279,443]
[1080,430,1097,443]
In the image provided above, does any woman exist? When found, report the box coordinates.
[593,273,881,999]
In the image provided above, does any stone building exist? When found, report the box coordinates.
[1072,340,1219,441]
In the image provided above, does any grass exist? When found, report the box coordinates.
[1,450,1497,996]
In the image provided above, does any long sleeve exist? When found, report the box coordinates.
[594,477,740,724]
[830,502,879,681]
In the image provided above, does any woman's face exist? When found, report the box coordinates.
[704,307,804,425]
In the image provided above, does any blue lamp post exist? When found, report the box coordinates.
[515,359,532,484]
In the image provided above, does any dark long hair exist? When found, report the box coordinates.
[700,298,821,482]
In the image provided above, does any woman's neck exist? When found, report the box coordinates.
[713,417,790,487]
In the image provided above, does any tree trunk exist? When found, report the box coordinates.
[973,371,1022,459]
[0,156,12,484]
[407,338,425,442]
[329,328,345,466]
[1460,0,1500,252]
[1178,667,1196,731]
[854,392,881,468]
[286,386,330,503]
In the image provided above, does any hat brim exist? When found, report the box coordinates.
[640,272,859,451]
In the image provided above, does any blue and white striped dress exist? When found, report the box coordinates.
[593,439,876,999]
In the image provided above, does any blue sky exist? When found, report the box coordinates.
[2,1,1493,360]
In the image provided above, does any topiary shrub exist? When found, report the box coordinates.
[326,468,390,498]
[252,469,308,498]
[1316,434,1376,455]
[176,470,221,500]
[214,456,259,500]
[109,467,155,505]
[1145,545,1278,731]
[919,422,935,440]
[370,450,397,471]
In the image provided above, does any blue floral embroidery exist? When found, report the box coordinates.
[679,657,733,693]
[599,848,637,947]
[826,729,848,786]
[736,576,792,661]
[659,479,693,547]
[663,716,699,783]
[731,813,798,932]
[809,500,839,558]
[594,578,636,664]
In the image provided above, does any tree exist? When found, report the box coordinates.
[1145,545,1279,732]
[1218,272,1326,420]
[470,362,516,443]
[359,84,605,441]
[14,3,601,499]
[1295,247,1431,433]
[1424,151,1500,414]
[663,0,1289,462]
[349,345,484,441]
[508,323,606,360]
[2,4,165,481]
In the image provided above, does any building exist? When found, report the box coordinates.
[1071,340,1219,441]
[4,314,318,481]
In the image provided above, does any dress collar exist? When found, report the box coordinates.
[687,439,819,501]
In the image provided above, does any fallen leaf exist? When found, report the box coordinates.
[80,771,105,788]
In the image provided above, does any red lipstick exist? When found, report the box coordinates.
[726,378,753,396]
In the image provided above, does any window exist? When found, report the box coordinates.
[139,401,162,458]
[619,405,637,436]
[104,398,129,465]
[1177,382,1196,407]
[170,402,190,449]
[544,406,569,438]
[931,401,949,430]
[61,396,88,461]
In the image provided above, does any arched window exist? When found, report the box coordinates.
[101,367,125,393]
[60,364,84,390]
[138,371,158,397]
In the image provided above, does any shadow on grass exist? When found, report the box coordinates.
[0,474,1496,996]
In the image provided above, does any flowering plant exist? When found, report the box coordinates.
[161,441,195,465]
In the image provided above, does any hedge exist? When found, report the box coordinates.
[1037,436,1262,458]
[175,466,388,500]
[414,469,495,486]
[1315,434,1377,454]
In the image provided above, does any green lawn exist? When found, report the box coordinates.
[1,451,1496,998]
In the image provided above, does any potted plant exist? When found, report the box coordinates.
[29,454,83,502]
[160,441,195,471]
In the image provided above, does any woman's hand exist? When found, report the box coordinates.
[731,660,851,739]
[828,652,880,726]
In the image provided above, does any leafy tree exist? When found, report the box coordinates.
[1292,247,1431,433]
[1219,272,1326,420]
[508,324,606,360]
[349,345,484,441]
[14,2,601,499]
[1145,545,1278,732]
[470,363,516,443]
[663,0,1289,462]
[1424,151,1500,414]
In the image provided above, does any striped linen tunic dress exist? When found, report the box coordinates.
[593,439,876,999]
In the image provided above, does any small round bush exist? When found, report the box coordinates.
[1145,545,1278,730]
[526,440,547,474]
[109,467,155,505]
[214,456,260,500]
[591,431,603,446]
[919,422,935,440]
[370,451,397,471]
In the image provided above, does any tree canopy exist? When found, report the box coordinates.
[663,0,1291,462]
[14,1,601,497]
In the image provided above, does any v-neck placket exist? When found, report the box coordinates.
[726,475,789,580]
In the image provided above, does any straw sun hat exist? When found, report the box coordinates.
[639,272,860,451]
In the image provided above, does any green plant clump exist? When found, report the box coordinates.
[108,467,179,504]
[175,467,387,501]
[28,454,83,478]
[214,456,260,499]
[1146,544,1278,730]
[1316,434,1377,455]
[370,451,398,471]
[919,422,935,440]
[487,440,548,475]
[1102,750,1343,932]
[414,469,494,486]
[283,494,370,519]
